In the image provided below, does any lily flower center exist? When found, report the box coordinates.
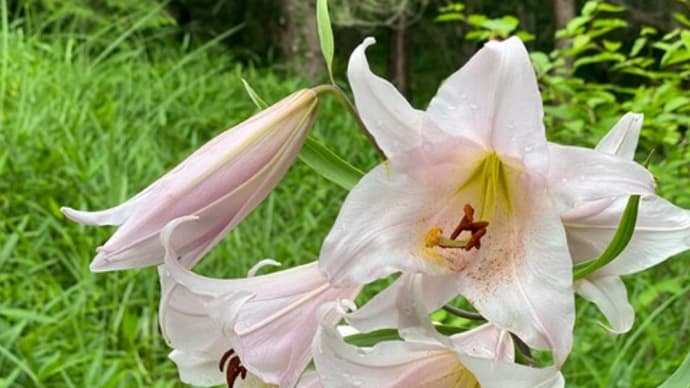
[458,152,513,220]
[219,348,247,386]
[425,204,489,251]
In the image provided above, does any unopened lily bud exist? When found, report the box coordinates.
[62,89,318,272]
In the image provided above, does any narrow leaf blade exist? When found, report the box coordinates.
[574,195,640,280]
[241,78,269,109]
[659,348,690,388]
[316,0,335,83]
[298,136,363,190]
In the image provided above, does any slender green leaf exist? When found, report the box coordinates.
[316,0,335,84]
[658,347,690,388]
[574,195,640,280]
[241,78,269,109]
[344,328,401,347]
[298,136,363,190]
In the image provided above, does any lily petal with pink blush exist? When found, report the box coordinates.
[560,112,690,333]
[62,89,318,272]
[319,36,654,366]
[312,276,565,388]
[158,216,359,387]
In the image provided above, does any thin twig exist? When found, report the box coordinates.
[442,304,485,321]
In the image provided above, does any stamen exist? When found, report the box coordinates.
[465,227,487,250]
[450,204,475,240]
[425,204,489,252]
[219,348,248,387]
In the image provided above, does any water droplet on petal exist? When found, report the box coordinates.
[469,103,479,111]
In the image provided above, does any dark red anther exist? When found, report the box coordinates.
[219,349,235,372]
[465,227,487,251]
[450,204,475,240]
[449,204,489,251]
[219,348,248,387]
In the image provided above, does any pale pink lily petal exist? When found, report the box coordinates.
[595,112,643,158]
[62,89,318,272]
[61,188,154,226]
[294,372,323,388]
[556,112,643,222]
[168,350,226,387]
[345,273,458,333]
[459,357,565,388]
[575,276,634,333]
[426,37,548,171]
[312,299,564,388]
[347,38,446,157]
[158,217,359,387]
[547,144,655,212]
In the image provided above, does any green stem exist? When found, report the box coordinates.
[442,304,485,321]
[312,84,385,160]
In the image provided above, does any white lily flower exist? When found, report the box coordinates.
[158,216,359,387]
[312,275,565,388]
[319,36,656,365]
[562,112,690,333]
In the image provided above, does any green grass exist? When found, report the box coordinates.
[1,14,689,388]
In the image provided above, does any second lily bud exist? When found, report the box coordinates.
[62,89,319,272]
